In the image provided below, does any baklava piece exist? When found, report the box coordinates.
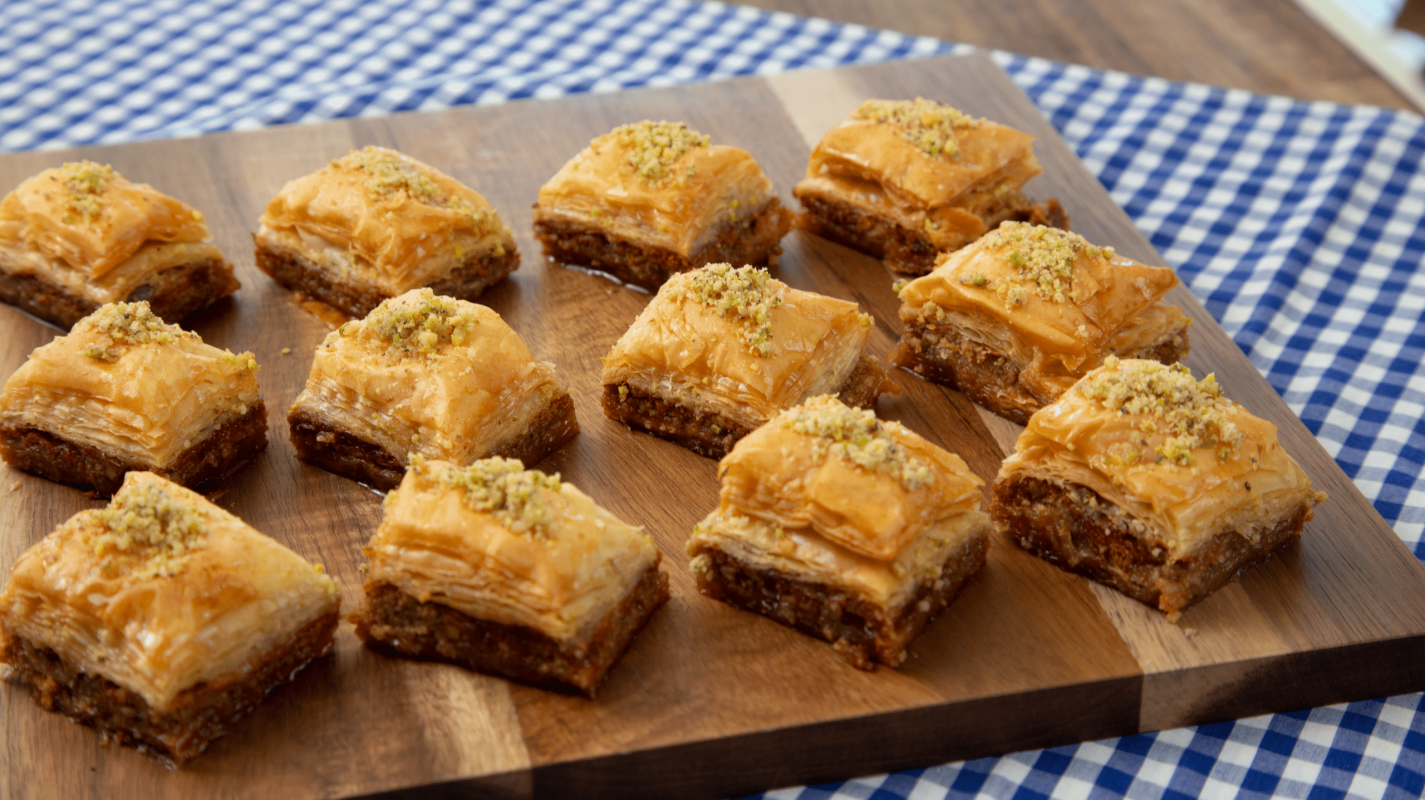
[0,301,267,495]
[254,146,518,318]
[991,358,1326,621]
[688,396,990,669]
[352,457,668,697]
[0,161,238,329]
[601,263,898,459]
[892,223,1191,424]
[288,288,577,491]
[793,98,1067,275]
[0,471,340,765]
[533,121,792,290]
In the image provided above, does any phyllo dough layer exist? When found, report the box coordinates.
[353,457,668,696]
[0,471,339,762]
[534,121,792,289]
[991,357,1326,619]
[0,300,266,493]
[601,263,895,457]
[288,288,576,490]
[0,161,237,326]
[255,146,517,316]
[688,395,991,668]
[792,98,1066,274]
[894,222,1191,423]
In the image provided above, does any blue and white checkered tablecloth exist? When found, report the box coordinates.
[5,1,1425,798]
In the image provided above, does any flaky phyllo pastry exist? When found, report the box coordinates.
[0,301,267,494]
[990,357,1326,621]
[352,457,668,697]
[255,146,518,317]
[688,395,990,669]
[287,288,577,491]
[601,263,897,458]
[792,98,1067,275]
[893,222,1191,423]
[533,120,792,290]
[0,161,238,328]
[0,471,340,765]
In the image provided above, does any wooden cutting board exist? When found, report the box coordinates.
[2,54,1423,800]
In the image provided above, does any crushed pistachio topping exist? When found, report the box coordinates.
[335,147,496,233]
[1081,357,1245,467]
[428,457,563,536]
[983,222,1113,308]
[960,271,989,287]
[892,278,908,294]
[363,289,481,363]
[60,161,114,223]
[82,480,210,579]
[77,301,198,361]
[852,98,980,159]
[600,121,710,186]
[676,263,784,357]
[781,396,933,490]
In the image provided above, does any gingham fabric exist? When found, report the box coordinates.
[4,1,1425,798]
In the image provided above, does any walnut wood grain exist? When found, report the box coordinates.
[1,54,1423,800]
[736,0,1416,110]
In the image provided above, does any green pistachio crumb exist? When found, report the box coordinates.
[852,98,981,159]
[780,396,933,490]
[674,263,783,358]
[596,121,711,187]
[433,457,563,536]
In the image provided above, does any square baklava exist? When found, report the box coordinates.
[254,146,518,318]
[892,222,1191,424]
[533,120,792,290]
[687,395,991,669]
[793,98,1067,275]
[0,471,340,765]
[0,301,267,495]
[352,457,668,697]
[990,357,1326,621]
[601,263,897,459]
[287,288,578,491]
[0,161,239,328]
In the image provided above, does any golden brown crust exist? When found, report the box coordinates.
[0,256,239,329]
[352,562,669,698]
[0,402,269,495]
[289,393,578,491]
[602,354,894,459]
[0,610,338,767]
[254,238,518,319]
[892,318,1191,424]
[688,534,987,670]
[795,193,1068,275]
[990,474,1310,618]
[533,197,792,291]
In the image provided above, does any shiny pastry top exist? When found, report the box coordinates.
[898,222,1188,397]
[689,395,990,607]
[795,99,1042,241]
[0,472,339,711]
[601,264,873,426]
[535,121,781,257]
[0,301,262,465]
[290,288,567,466]
[999,357,1326,557]
[718,395,985,560]
[257,146,515,292]
[365,457,660,641]
[0,161,223,304]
